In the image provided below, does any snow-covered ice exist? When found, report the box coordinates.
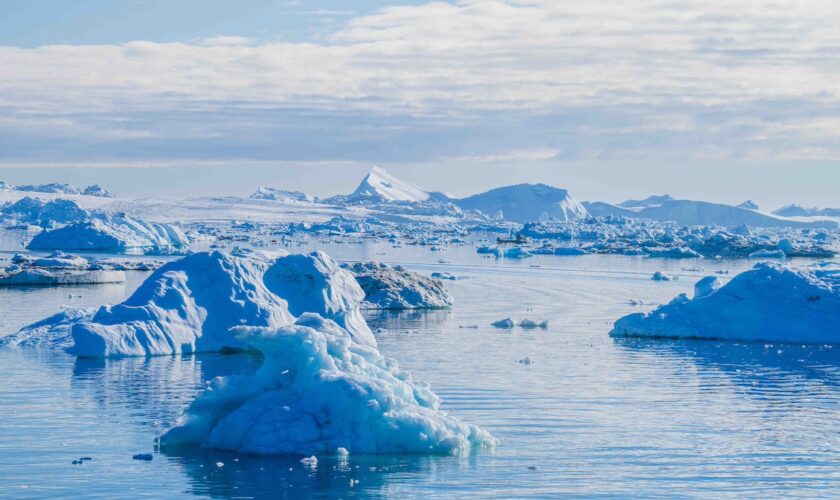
[159,314,498,456]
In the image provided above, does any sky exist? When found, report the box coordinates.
[0,0,838,208]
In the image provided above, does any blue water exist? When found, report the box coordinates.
[0,240,838,498]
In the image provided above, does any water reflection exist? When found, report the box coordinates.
[613,337,840,395]
[167,448,465,498]
[71,352,263,431]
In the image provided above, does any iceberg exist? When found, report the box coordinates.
[27,214,188,252]
[611,263,840,343]
[62,249,374,357]
[160,314,498,456]
[343,262,453,309]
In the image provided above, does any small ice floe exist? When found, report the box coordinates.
[215,462,225,468]
[748,249,786,259]
[518,357,533,365]
[651,271,677,281]
[431,272,457,281]
[629,299,645,306]
[349,479,360,487]
[681,266,705,272]
[491,318,515,329]
[132,453,153,461]
[337,447,350,457]
[518,319,549,329]
[459,325,479,329]
[300,456,318,467]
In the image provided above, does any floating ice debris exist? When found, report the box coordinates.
[611,263,840,343]
[343,261,453,310]
[132,453,153,461]
[337,447,350,457]
[518,357,533,365]
[503,247,532,259]
[518,319,549,329]
[748,248,786,259]
[300,456,318,467]
[431,272,457,281]
[651,271,677,281]
[491,318,515,329]
[160,314,498,455]
[215,462,224,468]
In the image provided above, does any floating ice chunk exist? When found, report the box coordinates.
[518,319,549,329]
[503,247,532,259]
[646,247,702,259]
[611,263,840,343]
[343,262,453,310]
[0,269,125,286]
[476,245,502,257]
[748,249,786,259]
[651,271,677,281]
[132,453,153,461]
[693,276,722,299]
[160,315,498,456]
[491,318,515,329]
[300,456,318,467]
[431,272,457,281]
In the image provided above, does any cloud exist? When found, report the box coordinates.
[1,0,840,162]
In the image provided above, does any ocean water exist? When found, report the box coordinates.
[0,240,838,498]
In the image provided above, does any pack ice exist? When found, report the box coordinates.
[62,249,374,357]
[611,262,840,343]
[159,314,498,456]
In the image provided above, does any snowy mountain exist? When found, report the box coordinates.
[583,199,836,228]
[737,200,759,210]
[347,167,434,203]
[456,183,589,223]
[617,194,674,209]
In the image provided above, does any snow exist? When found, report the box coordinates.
[346,166,432,203]
[27,214,188,252]
[611,262,840,343]
[343,261,454,309]
[58,249,375,357]
[693,276,722,299]
[457,183,588,223]
[159,314,498,456]
[748,249,786,259]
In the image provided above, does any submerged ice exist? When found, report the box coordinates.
[160,314,498,456]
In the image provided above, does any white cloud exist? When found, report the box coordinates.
[2,0,840,160]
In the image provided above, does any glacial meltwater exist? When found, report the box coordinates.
[0,240,838,498]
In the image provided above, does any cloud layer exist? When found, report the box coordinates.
[2,0,840,163]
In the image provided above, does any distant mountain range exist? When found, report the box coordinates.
[0,182,113,198]
[252,169,838,229]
